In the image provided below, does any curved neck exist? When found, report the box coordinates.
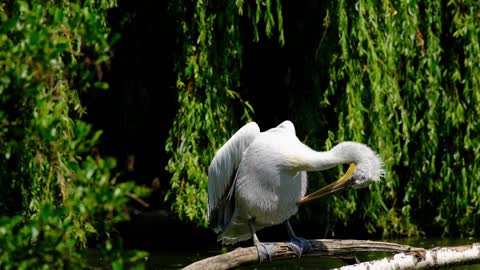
[293,148,348,172]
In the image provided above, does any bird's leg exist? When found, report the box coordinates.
[284,220,311,257]
[284,219,297,238]
[248,219,276,263]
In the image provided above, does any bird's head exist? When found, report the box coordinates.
[341,141,384,189]
[299,142,384,204]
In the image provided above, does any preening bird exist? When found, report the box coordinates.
[207,121,384,261]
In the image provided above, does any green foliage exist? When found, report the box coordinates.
[165,0,480,238]
[165,0,283,226]
[321,0,480,237]
[0,0,147,268]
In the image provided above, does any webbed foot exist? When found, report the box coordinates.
[255,241,277,263]
[287,236,311,257]
[249,219,277,263]
[284,220,311,257]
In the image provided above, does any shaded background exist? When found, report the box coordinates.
[81,0,480,250]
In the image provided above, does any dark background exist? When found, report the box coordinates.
[81,0,356,251]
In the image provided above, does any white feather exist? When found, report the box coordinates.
[207,120,384,245]
[207,122,260,230]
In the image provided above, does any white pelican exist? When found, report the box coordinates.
[207,120,384,261]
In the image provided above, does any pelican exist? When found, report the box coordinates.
[207,120,384,261]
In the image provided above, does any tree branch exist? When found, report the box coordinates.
[182,239,424,270]
[337,243,480,270]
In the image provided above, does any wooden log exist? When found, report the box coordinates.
[337,243,480,270]
[182,239,424,270]
[308,239,424,255]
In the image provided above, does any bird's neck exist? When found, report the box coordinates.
[296,148,348,172]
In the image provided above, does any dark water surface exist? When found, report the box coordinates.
[146,238,480,270]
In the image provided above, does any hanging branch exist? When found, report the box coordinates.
[182,239,424,270]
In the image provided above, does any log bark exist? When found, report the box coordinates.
[337,243,480,270]
[182,239,424,270]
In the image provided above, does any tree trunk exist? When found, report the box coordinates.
[337,243,480,270]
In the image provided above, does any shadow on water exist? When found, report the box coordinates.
[143,237,480,270]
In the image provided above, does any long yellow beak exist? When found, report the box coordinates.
[298,163,356,205]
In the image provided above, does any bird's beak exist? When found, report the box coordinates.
[298,163,356,205]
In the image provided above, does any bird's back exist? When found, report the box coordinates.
[218,122,308,243]
[235,128,308,222]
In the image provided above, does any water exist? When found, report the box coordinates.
[146,238,480,270]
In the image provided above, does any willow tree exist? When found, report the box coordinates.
[321,0,480,237]
[165,0,284,227]
[0,1,147,268]
[166,0,480,237]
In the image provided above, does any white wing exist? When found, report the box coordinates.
[207,122,260,231]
